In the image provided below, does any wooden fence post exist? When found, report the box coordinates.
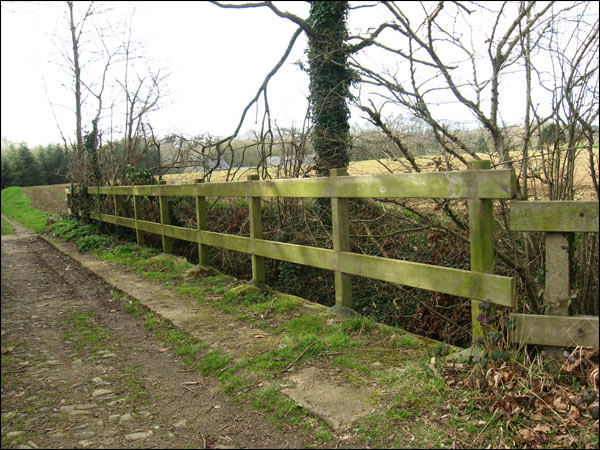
[330,168,353,312]
[133,184,145,246]
[247,174,265,285]
[468,160,494,348]
[113,192,122,234]
[159,180,173,254]
[196,178,209,266]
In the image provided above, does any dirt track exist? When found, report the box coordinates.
[1,226,310,448]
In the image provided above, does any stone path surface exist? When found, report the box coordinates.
[1,231,313,449]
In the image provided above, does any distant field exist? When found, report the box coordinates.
[163,153,477,184]
[23,184,70,216]
[164,151,597,200]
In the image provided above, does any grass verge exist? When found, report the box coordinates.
[1,186,52,232]
[1,217,15,235]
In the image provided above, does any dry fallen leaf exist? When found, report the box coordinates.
[494,372,502,388]
[553,396,569,411]
[529,412,544,421]
[533,424,551,433]
[568,405,581,420]
[518,429,536,441]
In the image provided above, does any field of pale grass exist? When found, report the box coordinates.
[163,150,597,200]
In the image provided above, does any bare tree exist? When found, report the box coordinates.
[342,1,598,314]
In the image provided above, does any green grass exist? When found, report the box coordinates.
[50,218,114,251]
[1,217,15,235]
[1,186,50,232]
[332,355,370,372]
[63,311,116,353]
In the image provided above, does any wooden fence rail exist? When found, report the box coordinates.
[66,166,598,349]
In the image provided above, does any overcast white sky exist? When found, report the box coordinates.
[0,1,475,148]
[1,1,316,147]
[2,1,596,149]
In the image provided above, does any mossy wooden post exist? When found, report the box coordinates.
[468,160,494,348]
[247,175,265,285]
[195,178,209,265]
[158,180,173,254]
[133,185,145,246]
[330,168,353,312]
[113,192,122,234]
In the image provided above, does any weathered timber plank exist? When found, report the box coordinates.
[88,170,515,199]
[88,213,514,303]
[203,234,513,304]
[510,201,599,232]
[200,231,252,254]
[337,252,515,306]
[510,313,599,347]
[253,239,335,270]
[91,214,197,242]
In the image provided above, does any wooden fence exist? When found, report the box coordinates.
[509,201,599,348]
[67,162,599,349]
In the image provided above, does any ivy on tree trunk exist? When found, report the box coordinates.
[308,1,353,176]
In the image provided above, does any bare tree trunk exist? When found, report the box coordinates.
[67,0,84,183]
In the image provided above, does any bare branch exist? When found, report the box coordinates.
[213,26,303,147]
[209,1,314,37]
